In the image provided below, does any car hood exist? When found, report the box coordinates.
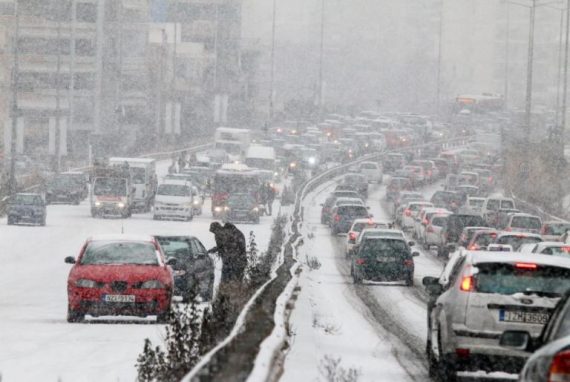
[70,264,171,283]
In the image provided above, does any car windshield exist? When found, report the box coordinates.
[156,238,193,260]
[12,194,43,205]
[511,216,541,229]
[80,241,159,265]
[228,194,256,206]
[475,263,570,296]
[360,239,409,257]
[496,235,542,251]
[157,184,191,197]
[93,178,126,196]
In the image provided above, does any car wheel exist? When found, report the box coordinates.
[426,339,438,378]
[156,309,171,324]
[436,326,457,382]
[73,198,80,205]
[7,216,14,225]
[67,306,85,323]
[40,216,46,226]
[405,274,414,287]
[423,242,430,250]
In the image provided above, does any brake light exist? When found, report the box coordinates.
[456,348,470,359]
[355,258,366,265]
[404,209,411,216]
[468,244,480,251]
[368,218,374,225]
[334,214,341,222]
[404,259,414,267]
[460,276,474,292]
[548,350,570,382]
[515,263,537,270]
[490,232,497,238]
[349,232,357,241]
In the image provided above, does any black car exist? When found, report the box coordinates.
[500,289,570,382]
[383,153,406,173]
[320,191,363,224]
[330,204,370,234]
[155,235,214,302]
[7,193,46,226]
[222,193,260,224]
[46,173,87,205]
[437,212,487,257]
[351,236,418,286]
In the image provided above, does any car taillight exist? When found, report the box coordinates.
[404,259,414,267]
[505,227,512,232]
[334,214,341,222]
[355,258,366,265]
[548,350,570,382]
[468,244,480,251]
[460,276,474,292]
[349,232,357,241]
[456,348,470,359]
[515,262,537,270]
[404,209,411,216]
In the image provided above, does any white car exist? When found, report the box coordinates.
[359,161,383,184]
[153,180,194,221]
[493,231,543,251]
[520,241,570,256]
[414,207,451,243]
[400,201,434,230]
[346,219,389,255]
[424,251,570,379]
[424,214,450,250]
[466,196,485,212]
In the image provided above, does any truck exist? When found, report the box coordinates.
[245,145,277,183]
[214,127,252,162]
[90,163,134,218]
[212,163,261,218]
[109,157,157,212]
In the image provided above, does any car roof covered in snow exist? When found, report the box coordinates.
[87,234,156,243]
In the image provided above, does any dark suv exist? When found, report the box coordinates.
[222,193,260,224]
[330,204,370,234]
[7,193,47,226]
[155,235,214,302]
[437,212,487,257]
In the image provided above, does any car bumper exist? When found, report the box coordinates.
[92,204,128,216]
[68,288,171,316]
[154,206,192,219]
[223,211,259,223]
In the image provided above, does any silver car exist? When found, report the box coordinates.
[423,251,570,380]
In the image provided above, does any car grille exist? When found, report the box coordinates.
[111,281,129,292]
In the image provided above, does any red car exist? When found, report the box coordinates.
[65,234,174,323]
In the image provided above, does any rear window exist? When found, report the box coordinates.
[431,217,447,227]
[475,263,570,296]
[473,232,498,247]
[360,238,409,257]
[81,241,158,265]
[540,246,570,257]
[469,199,485,207]
[544,223,570,236]
[511,216,542,230]
[448,215,486,231]
[500,200,515,209]
[496,235,542,251]
[337,206,368,217]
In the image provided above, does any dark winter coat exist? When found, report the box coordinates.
[210,223,247,282]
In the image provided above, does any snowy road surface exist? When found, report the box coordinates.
[0,159,277,382]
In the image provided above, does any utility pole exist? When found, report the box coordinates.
[94,0,105,134]
[269,0,276,122]
[318,0,325,118]
[436,0,444,115]
[68,0,77,143]
[524,0,536,144]
[504,2,510,109]
[561,0,570,145]
[8,0,20,196]
[555,8,565,127]
[54,2,63,174]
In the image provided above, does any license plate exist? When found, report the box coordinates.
[377,256,397,262]
[500,310,549,324]
[104,295,135,303]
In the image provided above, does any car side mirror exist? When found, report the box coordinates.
[499,330,533,351]
[408,241,415,247]
[64,256,76,264]
[166,257,177,266]
[412,251,420,257]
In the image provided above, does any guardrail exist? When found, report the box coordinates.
[181,135,477,381]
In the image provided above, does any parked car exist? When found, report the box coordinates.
[437,212,487,257]
[64,234,175,322]
[155,235,214,301]
[541,221,570,242]
[7,193,46,226]
[330,204,371,234]
[351,236,418,286]
[359,161,383,184]
[423,251,570,379]
[500,289,570,382]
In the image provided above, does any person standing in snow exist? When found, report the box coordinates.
[207,222,247,283]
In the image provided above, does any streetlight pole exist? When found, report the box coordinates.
[436,0,444,115]
[8,0,20,196]
[318,0,325,118]
[504,2,510,109]
[561,0,570,142]
[555,8,565,127]
[269,0,276,122]
[524,0,536,144]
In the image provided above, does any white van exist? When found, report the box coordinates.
[153,180,194,221]
[359,161,383,184]
[481,196,516,227]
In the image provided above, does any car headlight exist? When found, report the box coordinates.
[214,206,223,212]
[253,207,259,212]
[224,206,231,211]
[117,202,125,208]
[193,200,200,205]
[95,201,101,207]
[274,171,279,176]
[308,157,316,165]
[76,279,99,288]
[140,280,165,289]
[290,162,297,168]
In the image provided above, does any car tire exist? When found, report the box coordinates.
[426,339,438,378]
[40,216,46,226]
[7,216,14,225]
[405,275,414,287]
[73,198,80,205]
[67,306,85,323]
